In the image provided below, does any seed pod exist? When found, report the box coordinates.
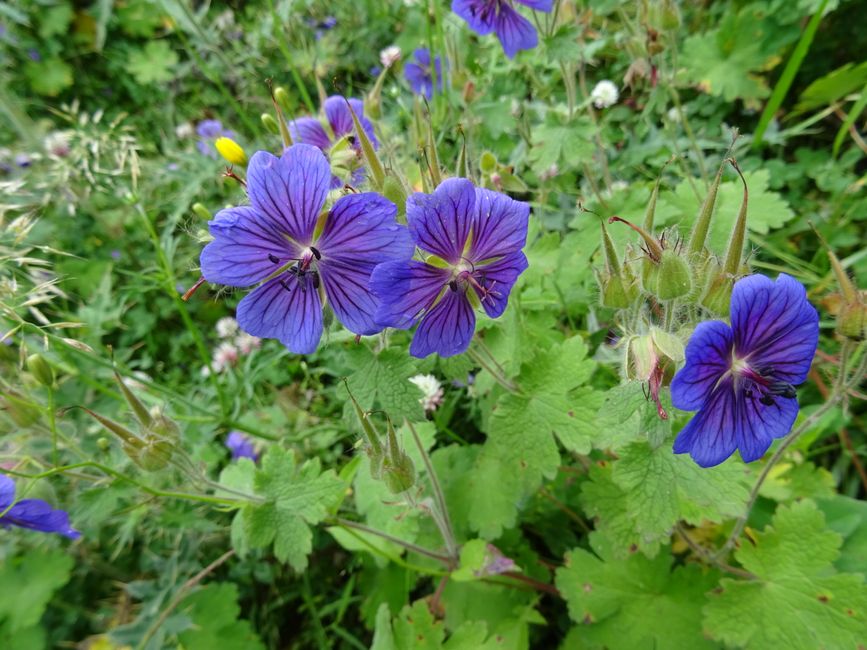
[655,250,692,301]
[146,408,181,443]
[26,354,54,387]
[381,417,416,494]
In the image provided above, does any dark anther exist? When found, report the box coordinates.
[448,280,458,292]
[268,254,280,264]
[288,264,301,276]
[759,394,776,406]
[311,271,320,289]
[769,381,797,399]
[279,280,292,293]
[310,246,322,260]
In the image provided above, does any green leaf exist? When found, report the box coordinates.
[468,336,601,539]
[0,550,73,632]
[346,347,425,422]
[601,439,750,552]
[126,40,179,85]
[556,542,719,648]
[528,116,596,174]
[795,61,867,113]
[25,58,73,97]
[704,500,867,649]
[373,601,501,650]
[236,448,345,571]
[38,3,74,38]
[177,584,265,650]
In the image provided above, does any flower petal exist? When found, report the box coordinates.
[451,0,496,35]
[236,273,323,354]
[246,144,330,245]
[4,499,80,539]
[317,193,412,263]
[474,251,528,318]
[405,63,433,99]
[515,0,553,9]
[673,378,738,468]
[735,393,799,463]
[469,187,530,261]
[371,261,450,329]
[0,474,15,508]
[407,178,475,263]
[494,3,538,59]
[201,206,296,287]
[730,273,819,384]
[410,289,476,358]
[324,96,378,147]
[670,320,733,412]
[288,117,331,150]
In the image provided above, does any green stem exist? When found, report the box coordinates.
[332,517,451,564]
[467,347,520,394]
[266,0,316,113]
[47,386,58,467]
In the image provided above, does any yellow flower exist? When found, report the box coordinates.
[214,137,247,165]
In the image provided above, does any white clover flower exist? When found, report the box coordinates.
[235,332,261,355]
[380,45,402,68]
[590,80,619,109]
[175,122,194,139]
[215,317,239,339]
[409,374,444,413]
[667,107,681,123]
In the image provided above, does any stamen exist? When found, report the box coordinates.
[181,276,207,302]
[310,246,322,260]
[268,254,280,264]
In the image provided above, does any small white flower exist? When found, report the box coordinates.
[215,317,239,339]
[380,45,402,68]
[212,342,239,372]
[667,107,681,123]
[175,122,194,139]
[235,332,261,355]
[590,80,619,109]
[409,374,444,413]
[43,131,72,157]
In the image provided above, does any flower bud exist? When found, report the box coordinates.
[480,151,497,174]
[215,137,247,166]
[274,87,292,114]
[261,113,280,135]
[97,437,111,452]
[655,250,692,301]
[191,202,212,220]
[125,438,174,472]
[146,408,181,443]
[597,220,636,309]
[812,223,867,341]
[26,354,55,387]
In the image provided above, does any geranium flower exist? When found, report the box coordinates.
[451,0,553,59]
[225,432,259,462]
[0,474,80,539]
[371,178,529,358]
[200,144,413,354]
[671,274,819,467]
[288,96,378,188]
[404,48,444,99]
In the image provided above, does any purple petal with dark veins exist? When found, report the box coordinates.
[246,144,330,245]
[236,272,323,354]
[730,273,818,385]
[451,0,496,35]
[371,261,450,330]
[410,288,476,358]
[673,378,738,468]
[201,206,298,287]
[288,117,332,150]
[469,187,530,261]
[474,251,528,318]
[324,96,378,147]
[494,3,538,58]
[670,320,733,412]
[407,178,475,263]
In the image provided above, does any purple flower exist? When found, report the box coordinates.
[196,119,236,158]
[200,144,413,354]
[451,0,553,59]
[288,96,378,189]
[404,49,444,100]
[225,432,259,462]
[0,474,80,539]
[671,274,819,468]
[371,178,529,358]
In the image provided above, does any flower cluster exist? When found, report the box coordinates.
[199,145,530,359]
[201,317,260,376]
[0,474,80,539]
[452,0,553,59]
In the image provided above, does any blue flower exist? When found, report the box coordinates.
[196,119,236,158]
[451,0,553,59]
[288,96,378,189]
[199,144,413,354]
[371,178,529,358]
[404,49,444,100]
[225,431,259,462]
[671,274,819,468]
[0,474,80,539]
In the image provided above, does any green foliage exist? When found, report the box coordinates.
[25,58,74,96]
[704,500,867,649]
[346,347,425,421]
[127,40,179,85]
[177,584,265,650]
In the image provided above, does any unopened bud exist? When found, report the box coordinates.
[274,87,292,114]
[811,223,867,341]
[480,151,497,174]
[192,203,212,220]
[97,437,111,452]
[655,250,692,301]
[146,408,181,442]
[215,137,247,166]
[26,354,54,387]
[261,113,280,135]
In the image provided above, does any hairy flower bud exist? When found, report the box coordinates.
[191,202,212,220]
[26,354,55,387]
[261,113,280,135]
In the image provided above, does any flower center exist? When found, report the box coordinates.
[729,352,797,406]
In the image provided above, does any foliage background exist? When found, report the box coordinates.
[1,0,866,648]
